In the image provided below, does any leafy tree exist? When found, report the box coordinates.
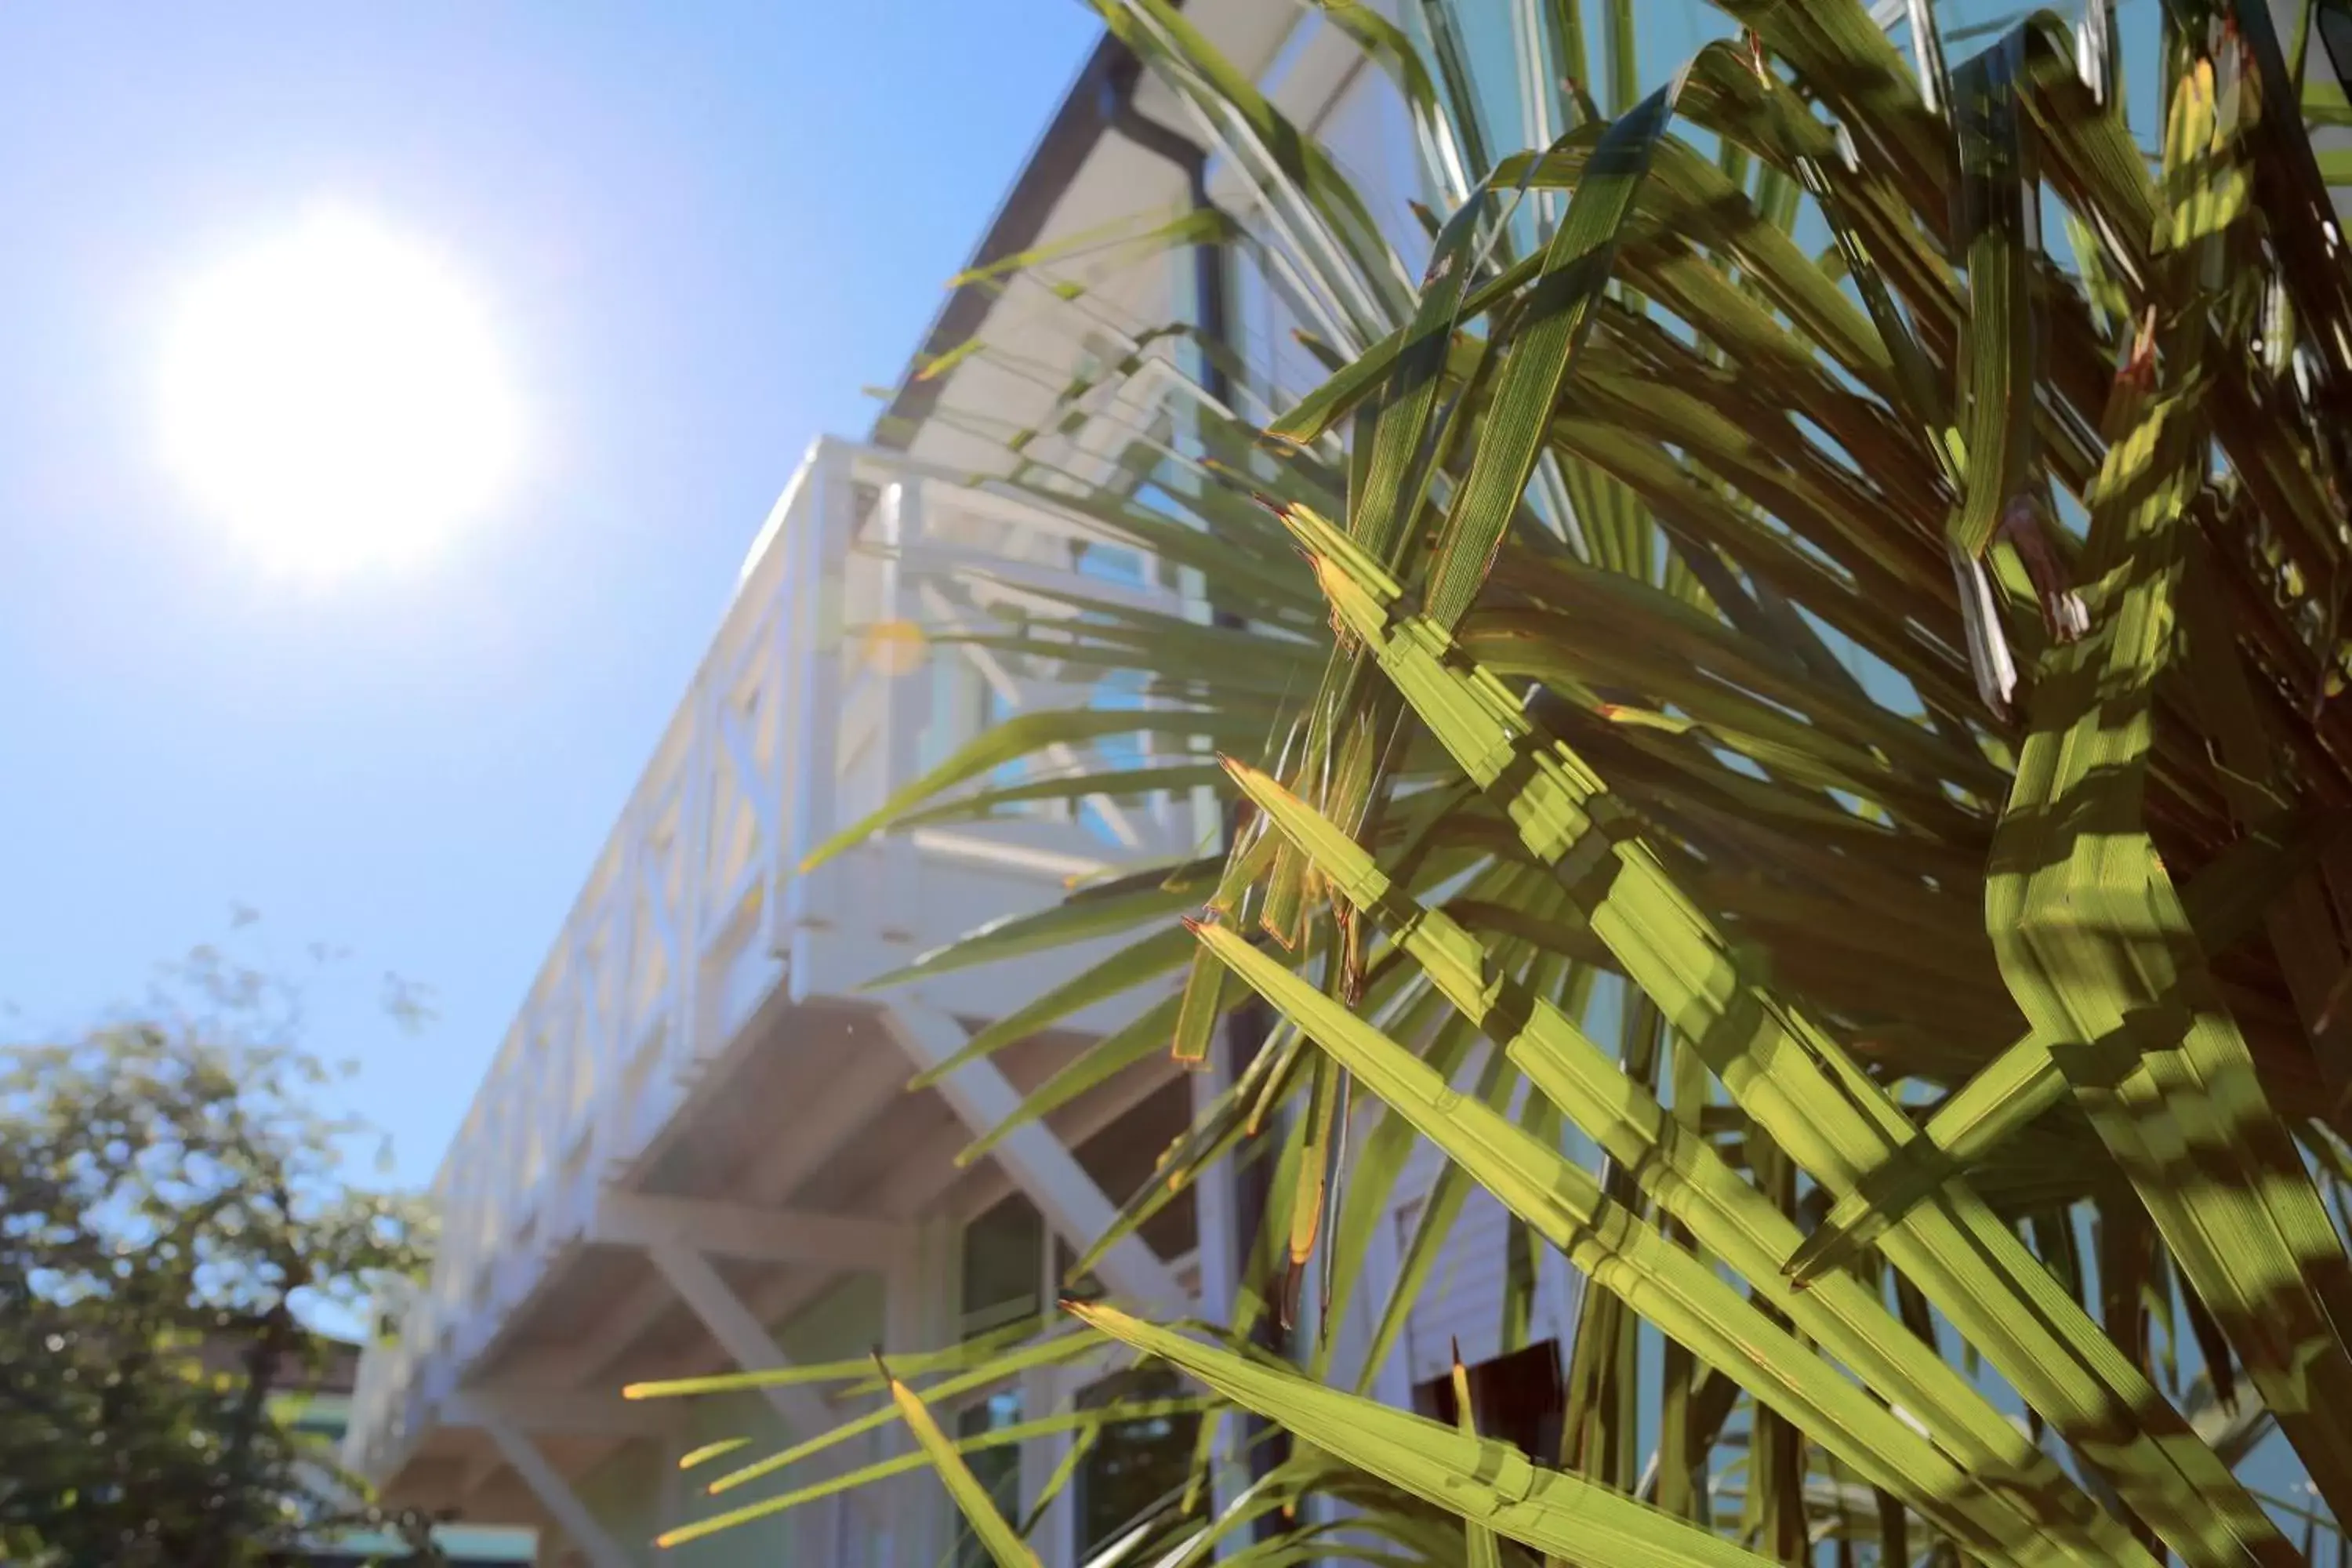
[0,938,440,1566]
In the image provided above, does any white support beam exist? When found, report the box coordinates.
[648,1241,888,1537]
[648,1243,839,1436]
[955,1049,1182,1225]
[598,1108,981,1432]
[882,997,1181,1307]
[534,1044,909,1389]
[475,1412,635,1568]
[593,1189,909,1269]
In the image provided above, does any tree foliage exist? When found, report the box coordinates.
[0,941,439,1566]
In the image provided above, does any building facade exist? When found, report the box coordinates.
[344,3,2352,1566]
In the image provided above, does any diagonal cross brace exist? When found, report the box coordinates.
[472,1410,636,1568]
[648,1242,890,1537]
[882,997,1182,1308]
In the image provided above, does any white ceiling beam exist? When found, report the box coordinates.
[536,1096,1068,1551]
[535,1041,910,1388]
[593,1189,909,1270]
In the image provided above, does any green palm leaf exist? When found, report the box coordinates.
[1269,495,2294,1566]
[1071,1301,1781,1568]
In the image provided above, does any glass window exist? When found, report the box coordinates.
[1075,539,1148,589]
[953,1390,1027,1568]
[954,1200,1044,1568]
[961,1192,1044,1341]
[1073,1365,1200,1555]
[1410,1338,1565,1464]
[1073,1076,1198,1265]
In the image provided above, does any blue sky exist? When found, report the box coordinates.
[0,3,1099,1188]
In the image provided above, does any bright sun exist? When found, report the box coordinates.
[160,205,522,576]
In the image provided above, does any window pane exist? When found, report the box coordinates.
[961,1194,1044,1341]
[1073,1366,1200,1555]
[1410,1338,1565,1465]
[1073,1076,1198,1265]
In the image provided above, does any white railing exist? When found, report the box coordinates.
[347,437,1209,1483]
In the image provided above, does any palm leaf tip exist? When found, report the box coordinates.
[877,1348,1042,1568]
[677,1438,750,1471]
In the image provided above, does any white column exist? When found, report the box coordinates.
[884,1218,956,1568]
[1023,1360,1078,1568]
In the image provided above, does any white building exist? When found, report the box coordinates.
[343,2,2352,1565]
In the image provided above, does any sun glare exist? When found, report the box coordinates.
[160,205,522,577]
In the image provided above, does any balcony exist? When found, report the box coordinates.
[344,437,1212,1563]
